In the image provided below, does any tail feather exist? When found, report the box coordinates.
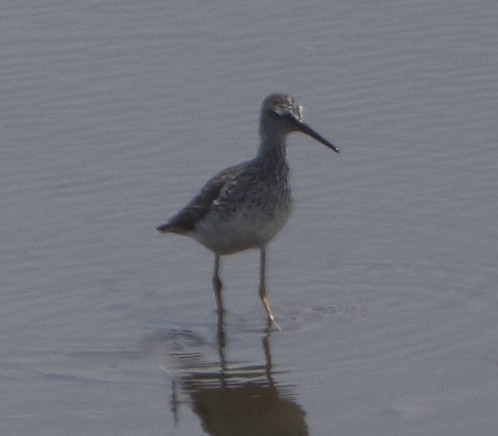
[156,221,189,235]
[156,223,172,233]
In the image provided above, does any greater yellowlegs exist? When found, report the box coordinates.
[157,93,339,327]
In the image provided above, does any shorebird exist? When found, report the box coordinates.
[157,93,339,327]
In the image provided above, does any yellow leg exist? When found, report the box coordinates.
[258,247,281,329]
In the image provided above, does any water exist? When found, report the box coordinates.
[2,0,498,434]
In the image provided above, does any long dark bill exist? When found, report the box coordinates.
[298,122,339,154]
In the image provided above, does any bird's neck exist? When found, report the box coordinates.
[257,130,288,164]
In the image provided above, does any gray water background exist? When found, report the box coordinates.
[2,0,498,434]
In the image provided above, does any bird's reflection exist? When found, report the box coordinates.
[165,314,308,435]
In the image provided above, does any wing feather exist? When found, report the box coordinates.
[156,161,249,234]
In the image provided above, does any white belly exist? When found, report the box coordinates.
[193,206,291,255]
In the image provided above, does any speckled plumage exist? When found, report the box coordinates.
[157,93,338,327]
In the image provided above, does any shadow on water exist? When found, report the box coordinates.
[161,314,309,436]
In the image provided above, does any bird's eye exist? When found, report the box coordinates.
[273,107,288,117]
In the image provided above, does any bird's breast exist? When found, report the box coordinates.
[193,192,292,255]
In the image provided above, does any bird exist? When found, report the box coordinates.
[157,93,339,328]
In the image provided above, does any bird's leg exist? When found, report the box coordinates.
[259,247,281,329]
[212,254,224,315]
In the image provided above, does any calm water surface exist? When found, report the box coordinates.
[2,0,498,435]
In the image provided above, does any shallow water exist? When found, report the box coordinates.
[2,0,498,435]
